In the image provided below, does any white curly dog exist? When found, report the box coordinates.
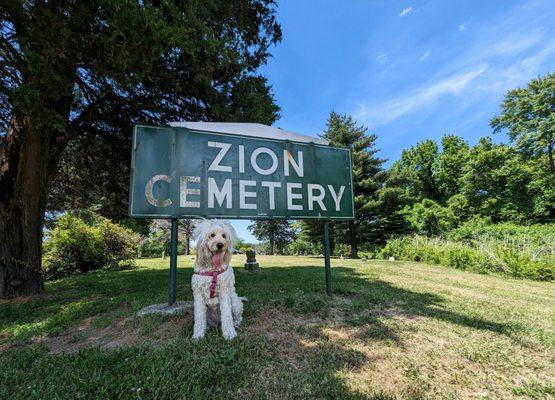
[191,220,244,340]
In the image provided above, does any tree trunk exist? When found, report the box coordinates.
[349,221,359,259]
[0,123,56,299]
[269,233,274,255]
[184,232,190,255]
[329,239,335,257]
[548,142,554,174]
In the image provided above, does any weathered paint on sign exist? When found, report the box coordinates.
[129,125,354,220]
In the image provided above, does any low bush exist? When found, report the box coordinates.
[43,213,140,280]
[380,234,554,281]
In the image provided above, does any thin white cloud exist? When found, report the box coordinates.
[375,54,387,64]
[419,50,431,61]
[459,23,466,31]
[355,67,487,126]
[489,31,542,56]
[399,7,413,17]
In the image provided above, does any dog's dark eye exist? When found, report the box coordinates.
[222,234,226,238]
[210,233,215,238]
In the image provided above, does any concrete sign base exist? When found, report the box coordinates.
[137,301,192,316]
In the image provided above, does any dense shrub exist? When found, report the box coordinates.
[380,233,554,281]
[449,218,555,245]
[43,213,140,280]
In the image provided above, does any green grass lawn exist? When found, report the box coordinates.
[1,255,554,399]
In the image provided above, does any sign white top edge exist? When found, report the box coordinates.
[168,122,329,145]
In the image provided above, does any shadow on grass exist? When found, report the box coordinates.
[2,262,519,342]
[240,265,519,338]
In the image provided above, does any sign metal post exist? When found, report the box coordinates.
[322,220,332,296]
[168,218,178,305]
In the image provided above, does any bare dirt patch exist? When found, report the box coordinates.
[8,305,195,354]
[0,289,79,306]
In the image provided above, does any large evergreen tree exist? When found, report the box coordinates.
[0,0,281,298]
[322,112,386,258]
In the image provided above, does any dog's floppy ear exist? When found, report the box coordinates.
[192,219,209,242]
[192,219,212,268]
[219,220,237,250]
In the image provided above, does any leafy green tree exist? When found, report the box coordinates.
[390,139,443,204]
[491,72,555,174]
[322,112,387,258]
[405,199,458,236]
[248,220,295,255]
[390,135,470,206]
[0,0,281,298]
[434,135,470,199]
[374,136,469,241]
[461,138,553,222]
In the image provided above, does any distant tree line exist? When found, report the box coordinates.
[252,73,554,257]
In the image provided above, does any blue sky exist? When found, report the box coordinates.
[232,0,555,242]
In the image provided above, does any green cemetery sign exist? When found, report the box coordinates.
[129,124,354,220]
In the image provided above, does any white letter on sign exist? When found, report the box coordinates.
[284,150,304,177]
[307,184,326,211]
[145,174,172,207]
[261,181,281,210]
[327,185,345,211]
[208,178,232,208]
[208,141,232,172]
[238,145,245,173]
[251,147,278,175]
[180,176,200,208]
[239,180,257,209]
[286,183,303,210]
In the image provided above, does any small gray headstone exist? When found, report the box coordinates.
[244,249,260,272]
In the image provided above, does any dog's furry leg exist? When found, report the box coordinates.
[192,295,207,340]
[219,293,237,340]
[231,294,243,328]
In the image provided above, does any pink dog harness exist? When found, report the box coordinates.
[195,268,227,298]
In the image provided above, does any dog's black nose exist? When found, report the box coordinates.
[216,242,224,249]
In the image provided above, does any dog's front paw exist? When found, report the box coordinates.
[192,332,205,341]
[222,329,237,340]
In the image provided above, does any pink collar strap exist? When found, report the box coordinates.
[195,267,227,298]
